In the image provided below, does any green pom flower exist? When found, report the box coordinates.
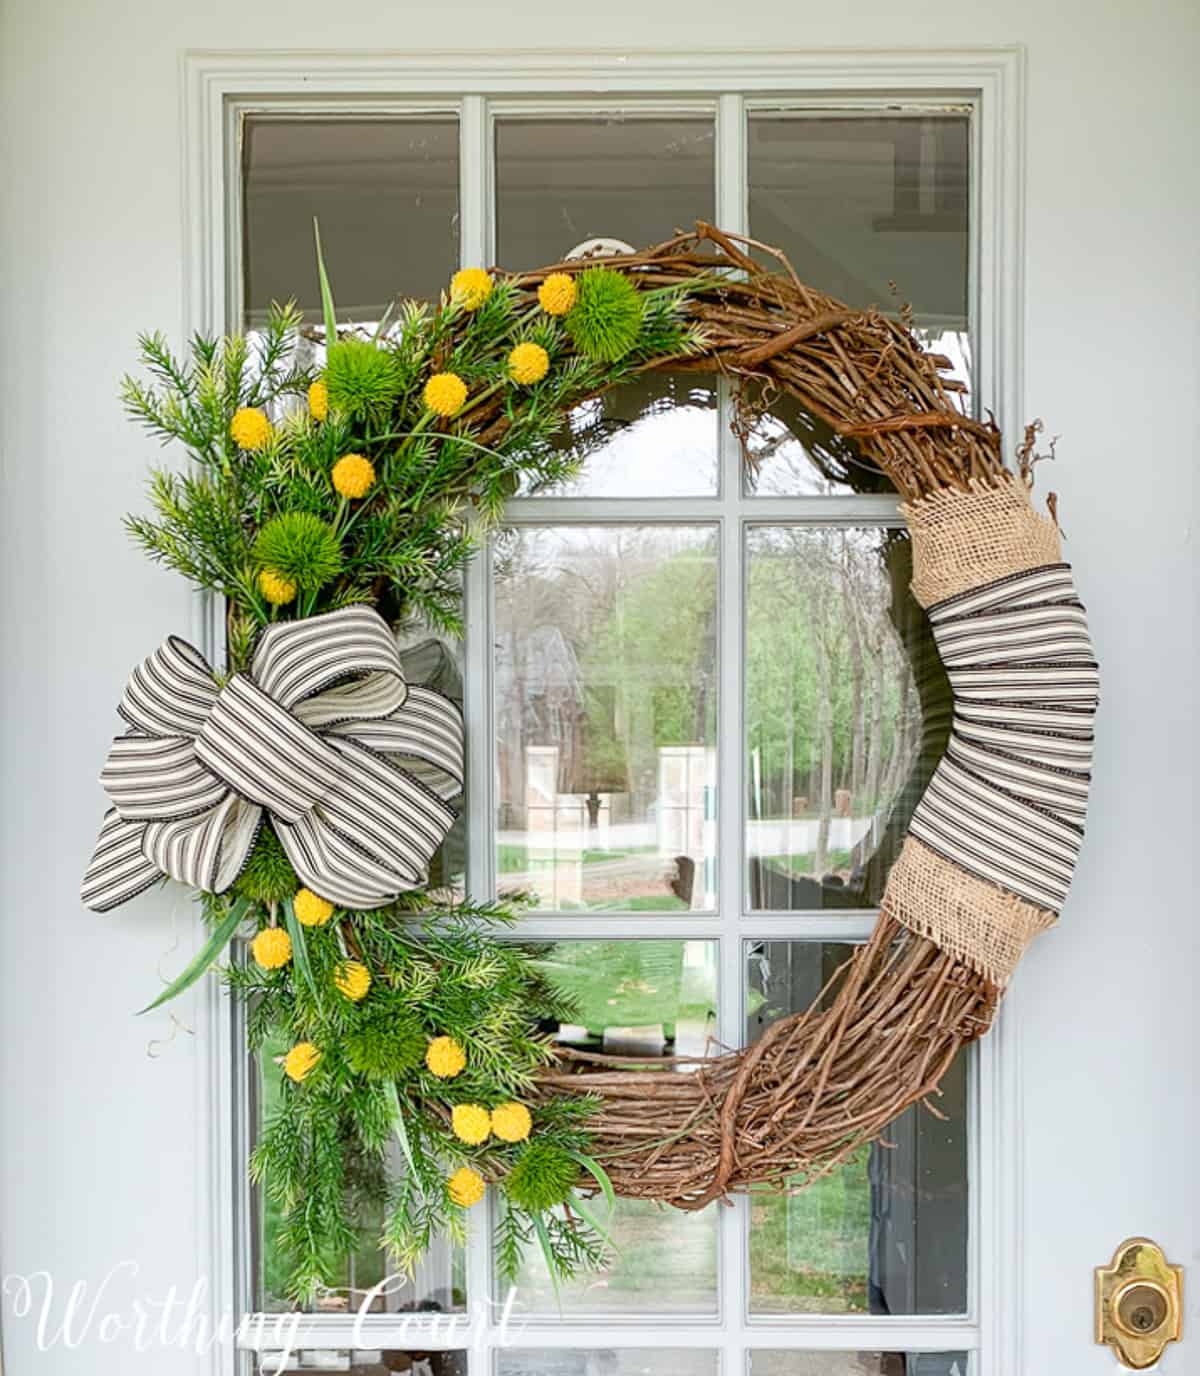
[324,337,402,420]
[564,266,644,363]
[502,1142,578,1213]
[233,825,298,905]
[344,1004,427,1079]
[253,512,343,592]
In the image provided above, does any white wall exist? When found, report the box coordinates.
[1,4,1195,1374]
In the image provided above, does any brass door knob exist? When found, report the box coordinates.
[1096,1238,1183,1368]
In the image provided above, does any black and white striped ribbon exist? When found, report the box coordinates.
[909,563,1099,913]
[81,606,464,913]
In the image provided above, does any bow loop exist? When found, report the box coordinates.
[82,607,463,913]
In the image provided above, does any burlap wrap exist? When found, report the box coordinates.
[885,476,1071,986]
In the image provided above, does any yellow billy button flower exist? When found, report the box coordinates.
[331,453,376,499]
[307,379,329,422]
[252,926,292,970]
[284,1041,320,1083]
[258,568,297,606]
[425,1035,466,1079]
[451,1103,492,1146]
[423,371,468,418]
[490,1102,533,1143]
[450,267,493,311]
[538,272,577,317]
[448,1166,486,1208]
[293,888,334,927]
[508,342,550,386]
[230,406,273,451]
[334,960,371,1002]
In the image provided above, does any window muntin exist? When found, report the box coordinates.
[236,88,985,1375]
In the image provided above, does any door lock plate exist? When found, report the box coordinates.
[1096,1237,1183,1369]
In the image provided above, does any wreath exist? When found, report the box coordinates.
[83,224,1097,1300]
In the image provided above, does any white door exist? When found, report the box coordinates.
[1,35,1194,1376]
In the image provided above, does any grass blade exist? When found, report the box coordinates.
[281,897,320,1010]
[313,218,338,347]
[530,1210,562,1306]
[139,896,250,1014]
[568,1192,616,1249]
[568,1150,616,1213]
[384,1080,417,1175]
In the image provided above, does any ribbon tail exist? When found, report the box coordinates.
[81,808,164,913]
[141,794,264,896]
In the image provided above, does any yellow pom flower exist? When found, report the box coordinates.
[451,1103,492,1146]
[331,453,376,499]
[252,926,292,970]
[425,1035,466,1079]
[448,1166,486,1208]
[490,1101,533,1143]
[334,959,371,1002]
[293,888,334,927]
[258,568,297,606]
[538,273,577,317]
[230,406,273,451]
[307,379,329,422]
[508,342,550,386]
[423,372,468,418]
[283,1041,320,1083]
[450,267,494,311]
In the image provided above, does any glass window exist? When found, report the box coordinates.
[745,526,949,912]
[495,526,718,912]
[504,939,719,1316]
[745,113,970,495]
[746,942,968,1316]
[242,116,460,327]
[749,1354,970,1376]
[496,114,719,497]
[497,1353,719,1376]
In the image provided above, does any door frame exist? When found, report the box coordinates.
[181,45,1027,1376]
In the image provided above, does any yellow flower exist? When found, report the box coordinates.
[230,406,273,451]
[334,959,371,1002]
[448,1166,486,1208]
[490,1102,533,1143]
[252,926,292,970]
[425,1035,466,1079]
[450,267,493,311]
[258,569,297,606]
[451,1103,492,1146]
[508,342,549,386]
[293,888,334,927]
[284,1041,321,1083]
[307,379,329,422]
[331,453,376,499]
[538,273,577,317]
[423,372,468,418]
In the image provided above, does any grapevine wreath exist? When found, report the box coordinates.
[82,224,1098,1298]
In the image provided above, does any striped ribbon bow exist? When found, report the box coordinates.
[81,606,464,913]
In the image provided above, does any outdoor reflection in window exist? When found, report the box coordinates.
[498,1354,720,1375]
[745,527,949,912]
[495,526,718,912]
[747,942,968,1317]
[507,939,719,1315]
[750,1353,969,1376]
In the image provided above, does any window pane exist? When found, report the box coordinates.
[747,942,968,1316]
[749,1354,970,1376]
[242,116,460,327]
[254,1032,466,1316]
[506,939,719,1314]
[745,527,949,912]
[495,527,718,912]
[496,114,718,497]
[261,1358,467,1375]
[498,1354,719,1376]
[745,113,970,495]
